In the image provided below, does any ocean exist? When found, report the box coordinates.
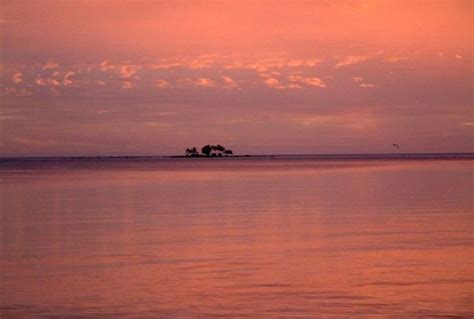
[1,156,472,318]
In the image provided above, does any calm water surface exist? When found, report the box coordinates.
[1,158,473,318]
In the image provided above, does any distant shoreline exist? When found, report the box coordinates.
[0,153,473,163]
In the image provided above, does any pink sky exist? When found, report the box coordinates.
[0,0,472,156]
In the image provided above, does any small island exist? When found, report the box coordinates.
[184,144,234,157]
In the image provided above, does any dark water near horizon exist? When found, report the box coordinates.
[1,158,473,318]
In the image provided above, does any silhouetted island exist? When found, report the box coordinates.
[184,144,233,157]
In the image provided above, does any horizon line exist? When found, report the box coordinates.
[1,152,473,161]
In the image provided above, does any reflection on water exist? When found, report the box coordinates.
[1,159,473,318]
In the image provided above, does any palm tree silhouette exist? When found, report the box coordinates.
[186,144,233,157]
[201,145,212,156]
[185,147,199,156]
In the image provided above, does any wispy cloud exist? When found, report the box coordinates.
[188,54,221,69]
[42,61,59,70]
[300,77,326,88]
[178,77,216,87]
[1,87,32,97]
[121,81,134,89]
[264,77,283,89]
[12,72,22,84]
[63,71,75,87]
[352,76,376,88]
[35,77,61,86]
[155,79,170,88]
[292,112,378,130]
[222,76,238,89]
[335,56,369,68]
[288,75,326,88]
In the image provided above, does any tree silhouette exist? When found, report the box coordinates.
[185,146,199,156]
[185,144,233,157]
[215,144,225,154]
[201,144,212,157]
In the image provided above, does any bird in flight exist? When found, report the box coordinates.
[392,143,400,149]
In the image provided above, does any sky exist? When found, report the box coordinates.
[0,0,472,156]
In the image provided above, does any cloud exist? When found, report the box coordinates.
[300,77,326,88]
[226,118,253,124]
[119,65,138,79]
[196,77,216,87]
[335,55,369,68]
[63,71,75,86]
[155,79,170,88]
[121,81,134,89]
[179,77,216,87]
[100,61,140,80]
[384,56,405,63]
[288,75,326,88]
[287,58,323,67]
[292,112,377,130]
[144,122,172,127]
[1,87,32,97]
[188,54,220,69]
[263,76,302,90]
[150,62,183,69]
[222,76,238,88]
[287,75,302,82]
[455,54,463,60]
[353,76,375,88]
[35,77,61,86]
[100,60,113,71]
[98,62,140,88]
[264,77,282,89]
[12,72,22,84]
[42,61,59,70]
[222,55,323,72]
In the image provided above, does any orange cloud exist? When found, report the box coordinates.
[222,76,237,88]
[292,112,378,130]
[35,77,61,86]
[42,61,59,70]
[12,72,22,84]
[63,71,75,86]
[150,62,183,69]
[288,75,326,88]
[155,79,170,88]
[178,77,216,87]
[300,77,326,88]
[335,56,369,68]
[121,81,134,89]
[119,65,138,79]
[264,76,302,90]
[287,58,323,67]
[352,76,376,88]
[188,54,221,69]
[1,87,32,96]
[264,77,282,89]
